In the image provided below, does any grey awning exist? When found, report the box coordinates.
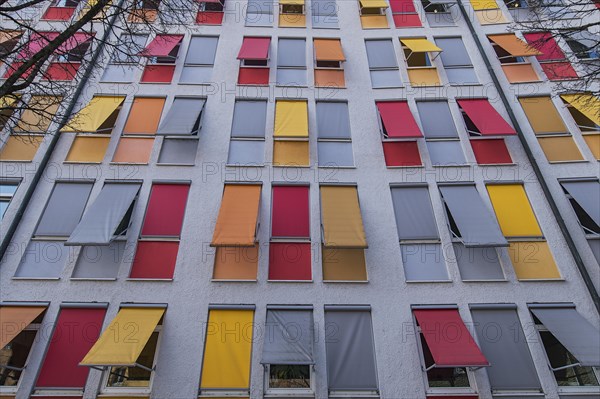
[530,305,600,367]
[561,181,600,227]
[391,186,439,240]
[66,183,141,246]
[324,308,378,391]
[440,185,508,247]
[261,309,314,365]
[156,98,206,135]
[35,182,93,237]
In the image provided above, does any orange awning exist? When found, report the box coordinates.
[0,305,46,348]
[211,184,262,246]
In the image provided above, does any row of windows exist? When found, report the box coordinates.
[1,302,598,395]
[7,178,599,281]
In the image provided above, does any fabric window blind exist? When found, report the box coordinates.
[211,184,262,246]
[320,186,367,248]
[316,102,351,139]
[391,186,439,240]
[35,182,93,237]
[261,308,314,364]
[156,97,206,135]
[486,184,542,237]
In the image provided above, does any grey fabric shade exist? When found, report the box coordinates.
[370,70,402,88]
[440,185,508,247]
[179,66,213,84]
[111,34,147,63]
[231,101,267,138]
[261,309,314,365]
[228,140,265,165]
[276,68,307,86]
[158,138,198,165]
[157,98,206,135]
[71,241,126,279]
[101,64,136,83]
[561,181,600,227]
[589,238,600,265]
[401,243,450,281]
[530,305,600,367]
[316,102,351,139]
[278,39,306,67]
[453,244,505,280]
[416,101,458,138]
[185,36,218,65]
[324,308,378,390]
[14,241,68,278]
[470,307,542,391]
[445,67,479,85]
[427,141,466,165]
[365,40,398,68]
[66,183,141,246]
[435,37,472,67]
[318,142,354,167]
[35,182,93,237]
[391,186,439,240]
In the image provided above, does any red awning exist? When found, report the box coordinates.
[237,37,271,60]
[141,35,184,57]
[414,309,489,367]
[390,0,416,13]
[523,32,566,61]
[57,32,94,53]
[457,99,516,136]
[377,101,422,138]
[18,32,59,58]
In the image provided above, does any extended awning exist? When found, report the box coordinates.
[17,32,59,58]
[261,307,314,365]
[57,32,94,54]
[457,99,516,136]
[66,183,141,246]
[274,100,308,138]
[80,307,164,367]
[156,97,206,135]
[0,305,46,349]
[561,181,600,228]
[141,34,183,57]
[314,39,345,62]
[320,186,367,248]
[360,0,388,8]
[561,94,600,126]
[413,308,488,367]
[440,185,508,247]
[401,38,442,53]
[488,34,542,57]
[0,31,22,45]
[376,101,422,138]
[530,304,600,367]
[0,95,18,109]
[211,184,262,246]
[62,96,125,133]
[237,37,271,60]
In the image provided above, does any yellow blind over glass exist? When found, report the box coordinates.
[486,184,543,237]
[360,0,388,8]
[561,94,600,126]
[63,96,124,132]
[470,0,498,9]
[518,97,567,134]
[401,38,442,53]
[80,307,164,366]
[200,309,254,389]
[274,100,308,138]
[320,186,368,248]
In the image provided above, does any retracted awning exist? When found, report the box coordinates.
[320,186,368,248]
[211,184,262,246]
[141,34,183,57]
[157,97,206,135]
[274,100,308,138]
[261,308,314,365]
[80,307,164,367]
[401,38,442,53]
[376,101,422,138]
[530,305,600,367]
[314,39,345,61]
[488,34,542,57]
[414,308,489,367]
[66,183,141,246]
[458,99,516,136]
[280,0,305,4]
[561,181,600,227]
[440,185,508,247]
[360,0,389,8]
[0,305,46,349]
[237,37,271,60]
[62,96,125,132]
[561,94,600,126]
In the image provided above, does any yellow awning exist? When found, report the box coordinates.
[360,0,388,8]
[80,307,164,366]
[488,34,541,57]
[274,100,308,138]
[486,184,542,237]
[211,185,262,246]
[0,95,18,109]
[320,186,368,248]
[63,96,124,132]
[200,308,254,389]
[0,306,46,349]
[470,0,498,10]
[561,94,600,126]
[280,0,304,4]
[401,38,442,53]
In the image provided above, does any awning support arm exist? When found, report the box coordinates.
[550,362,581,372]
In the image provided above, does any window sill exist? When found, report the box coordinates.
[211,278,258,282]
[157,162,196,166]
[318,165,356,169]
[323,279,369,283]
[63,161,103,165]
[267,279,314,283]
[516,278,565,282]
[461,278,508,283]
[12,277,60,281]
[225,163,265,168]
[70,277,118,281]
[476,162,517,166]
[126,278,174,282]
[386,165,424,169]
[406,279,452,283]
[547,160,588,164]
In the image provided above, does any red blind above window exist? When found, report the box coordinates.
[458,99,516,136]
[130,240,180,279]
[141,183,190,237]
[377,101,422,138]
[271,186,310,238]
[237,37,271,60]
[238,67,269,85]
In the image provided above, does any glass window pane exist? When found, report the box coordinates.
[269,365,311,388]
[0,330,37,386]
[106,331,158,387]
[445,68,478,85]
[101,64,136,82]
[453,244,505,280]
[539,331,599,386]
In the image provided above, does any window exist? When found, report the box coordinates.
[365,39,402,88]
[503,0,528,8]
[279,0,306,27]
[320,186,368,281]
[390,0,421,27]
[390,185,449,281]
[72,241,127,279]
[488,34,541,83]
[246,0,274,26]
[197,0,225,24]
[561,180,600,263]
[273,100,309,166]
[277,38,307,86]
[524,32,578,81]
[0,305,46,390]
[311,0,339,27]
[34,306,106,391]
[128,0,160,22]
[237,37,271,85]
[101,34,147,82]
[416,101,466,166]
[0,31,22,59]
[180,36,218,84]
[316,102,353,167]
[42,0,80,20]
[0,181,18,219]
[421,0,454,26]
[43,33,92,81]
[561,94,600,161]
[359,0,389,28]
[139,35,183,83]
[469,0,507,24]
[565,31,599,60]
[269,185,311,281]
[313,38,345,88]
[158,138,198,165]
[401,38,442,86]
[324,306,378,393]
[3,32,56,80]
[227,100,267,166]
[435,37,478,85]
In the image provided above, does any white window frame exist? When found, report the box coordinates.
[0,181,19,219]
[264,364,315,396]
[0,323,41,394]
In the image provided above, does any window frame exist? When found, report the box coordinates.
[227,99,268,166]
[264,364,315,395]
[316,101,354,168]
[276,37,307,87]
[0,320,42,393]
[0,180,19,219]
[365,39,402,89]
